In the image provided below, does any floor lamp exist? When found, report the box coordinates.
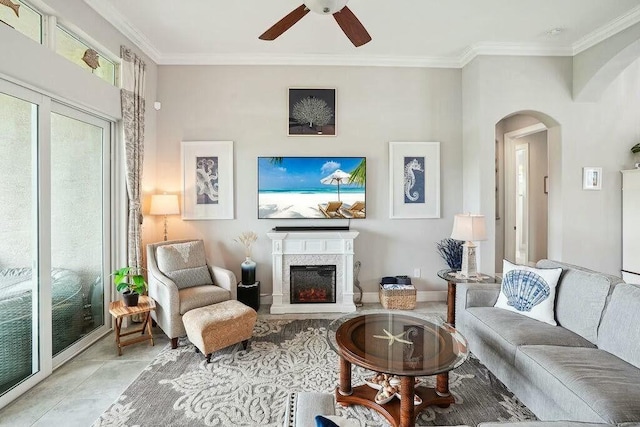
[450,213,487,278]
[150,194,180,241]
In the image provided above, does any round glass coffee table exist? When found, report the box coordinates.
[328,311,468,427]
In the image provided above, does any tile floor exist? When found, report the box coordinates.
[0,302,446,427]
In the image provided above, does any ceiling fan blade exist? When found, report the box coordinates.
[333,5,371,47]
[259,4,310,41]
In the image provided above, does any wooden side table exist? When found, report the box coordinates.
[108,295,156,356]
[437,269,497,327]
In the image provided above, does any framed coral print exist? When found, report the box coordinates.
[389,142,440,219]
[582,167,602,190]
[288,88,336,136]
[181,141,234,219]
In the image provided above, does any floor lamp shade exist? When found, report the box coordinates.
[150,195,180,241]
[450,214,487,278]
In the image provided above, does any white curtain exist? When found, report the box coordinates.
[120,46,146,270]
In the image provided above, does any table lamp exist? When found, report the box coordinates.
[150,194,180,241]
[450,213,487,278]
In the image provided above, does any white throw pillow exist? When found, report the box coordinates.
[494,259,562,326]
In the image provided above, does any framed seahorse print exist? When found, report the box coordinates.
[389,142,440,219]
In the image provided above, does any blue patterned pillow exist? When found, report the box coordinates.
[315,415,340,427]
[494,260,562,325]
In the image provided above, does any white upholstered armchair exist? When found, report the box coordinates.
[146,239,237,348]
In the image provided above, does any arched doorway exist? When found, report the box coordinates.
[495,111,561,274]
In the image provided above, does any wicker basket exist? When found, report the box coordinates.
[379,284,416,310]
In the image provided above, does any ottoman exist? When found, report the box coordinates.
[182,299,257,362]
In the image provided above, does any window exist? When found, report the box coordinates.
[0,0,41,43]
[55,25,116,85]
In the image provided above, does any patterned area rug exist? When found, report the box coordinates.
[93,319,536,426]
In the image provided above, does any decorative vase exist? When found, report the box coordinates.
[122,291,139,307]
[241,257,257,285]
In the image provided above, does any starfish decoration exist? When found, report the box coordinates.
[373,329,414,346]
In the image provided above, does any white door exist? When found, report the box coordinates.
[515,143,529,265]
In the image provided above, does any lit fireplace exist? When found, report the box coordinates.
[290,265,336,304]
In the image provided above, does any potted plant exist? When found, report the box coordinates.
[632,143,640,168]
[113,266,147,307]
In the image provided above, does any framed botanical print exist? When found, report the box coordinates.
[288,88,336,136]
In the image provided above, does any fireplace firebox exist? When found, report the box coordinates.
[290,265,336,304]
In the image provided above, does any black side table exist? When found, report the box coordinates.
[237,281,260,312]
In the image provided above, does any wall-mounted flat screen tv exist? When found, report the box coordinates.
[258,157,366,219]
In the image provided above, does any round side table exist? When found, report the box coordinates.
[437,269,497,327]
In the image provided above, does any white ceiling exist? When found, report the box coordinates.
[84,0,640,67]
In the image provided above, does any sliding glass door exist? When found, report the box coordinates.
[50,105,109,357]
[0,80,112,404]
[0,90,40,395]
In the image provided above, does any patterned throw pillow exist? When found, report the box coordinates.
[494,259,562,326]
[156,241,213,289]
[314,415,359,427]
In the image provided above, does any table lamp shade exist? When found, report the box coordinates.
[450,214,487,242]
[150,195,180,216]
[450,213,487,278]
[150,194,179,241]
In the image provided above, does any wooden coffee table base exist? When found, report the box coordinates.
[336,384,454,427]
[336,355,455,427]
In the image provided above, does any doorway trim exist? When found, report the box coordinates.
[503,123,546,266]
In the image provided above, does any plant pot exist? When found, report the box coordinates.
[122,291,139,307]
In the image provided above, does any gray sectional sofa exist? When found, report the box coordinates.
[455,259,640,425]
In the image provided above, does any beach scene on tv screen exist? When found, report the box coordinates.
[258,157,366,219]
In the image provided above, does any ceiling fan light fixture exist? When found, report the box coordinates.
[304,0,349,15]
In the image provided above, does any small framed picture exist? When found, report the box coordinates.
[582,167,602,190]
[288,88,336,136]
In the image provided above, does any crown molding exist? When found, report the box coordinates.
[158,52,461,68]
[83,0,162,64]
[459,42,573,67]
[572,5,640,55]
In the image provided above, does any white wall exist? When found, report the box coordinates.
[153,65,463,298]
[463,55,640,276]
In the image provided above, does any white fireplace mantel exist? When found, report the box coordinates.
[267,231,359,314]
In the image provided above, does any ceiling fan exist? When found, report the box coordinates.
[259,0,371,47]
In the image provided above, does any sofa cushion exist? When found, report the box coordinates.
[156,241,213,289]
[536,260,622,344]
[465,307,594,363]
[597,283,640,369]
[494,260,562,326]
[515,345,640,424]
[178,285,230,314]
